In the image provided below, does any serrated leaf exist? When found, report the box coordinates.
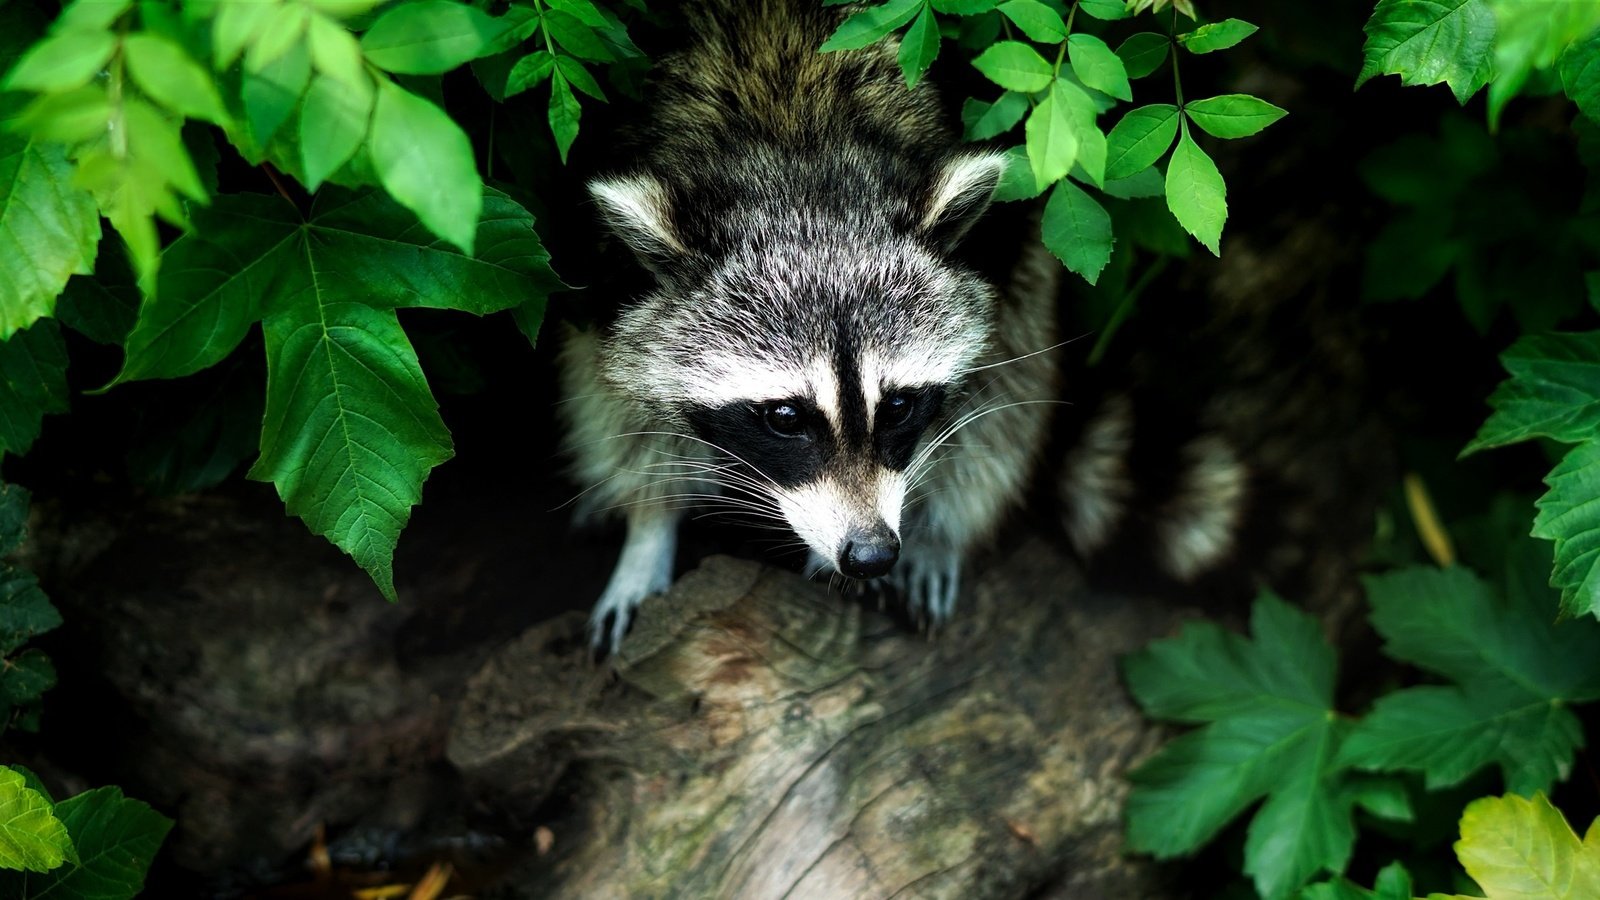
[1178,18,1259,55]
[993,144,1045,201]
[973,40,1054,93]
[122,33,228,124]
[931,0,995,13]
[370,79,481,254]
[898,5,940,88]
[2,29,115,93]
[544,9,615,61]
[1466,333,1600,453]
[307,13,368,91]
[0,786,173,899]
[1117,32,1170,78]
[1026,81,1077,189]
[1164,130,1226,255]
[1534,440,1600,618]
[0,767,72,873]
[245,3,311,73]
[998,0,1066,43]
[548,70,581,163]
[1078,0,1128,21]
[241,39,312,152]
[111,188,559,594]
[1340,561,1600,795]
[0,321,68,459]
[0,483,29,556]
[1125,594,1353,900]
[1454,792,1600,899]
[0,649,54,707]
[0,124,98,340]
[1105,103,1178,181]
[299,72,373,191]
[964,91,1028,140]
[1562,30,1600,123]
[555,56,606,101]
[1357,0,1495,104]
[1184,94,1287,139]
[505,50,556,98]
[1041,180,1112,283]
[1069,34,1131,101]
[214,1,278,69]
[1102,167,1166,200]
[359,0,502,74]
[821,0,924,51]
[0,567,59,659]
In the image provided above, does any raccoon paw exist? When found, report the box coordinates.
[588,558,674,654]
[887,553,961,630]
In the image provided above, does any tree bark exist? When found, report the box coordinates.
[449,539,1193,899]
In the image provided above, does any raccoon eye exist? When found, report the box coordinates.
[880,393,915,428]
[762,402,806,437]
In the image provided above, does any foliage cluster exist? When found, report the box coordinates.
[0,765,171,899]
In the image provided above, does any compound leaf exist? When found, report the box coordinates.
[1357,0,1496,104]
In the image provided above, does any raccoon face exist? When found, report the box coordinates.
[590,151,1006,577]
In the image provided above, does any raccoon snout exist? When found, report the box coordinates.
[839,526,900,579]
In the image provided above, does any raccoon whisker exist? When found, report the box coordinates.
[959,331,1092,375]
[906,398,1066,482]
[636,459,776,498]
[618,431,784,490]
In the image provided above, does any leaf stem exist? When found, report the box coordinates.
[1169,6,1184,109]
[1088,255,1168,367]
[262,164,298,210]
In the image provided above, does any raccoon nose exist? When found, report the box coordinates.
[840,528,900,579]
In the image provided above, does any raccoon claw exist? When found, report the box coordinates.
[886,554,961,630]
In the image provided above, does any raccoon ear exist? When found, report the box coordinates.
[589,174,688,272]
[919,151,1008,249]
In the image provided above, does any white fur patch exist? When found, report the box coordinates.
[776,472,905,571]
[1159,435,1248,580]
[1060,396,1134,557]
[807,355,843,430]
[919,151,1008,233]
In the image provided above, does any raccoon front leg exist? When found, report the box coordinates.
[589,507,680,651]
[885,532,962,628]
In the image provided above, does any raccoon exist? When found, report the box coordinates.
[558,0,1381,651]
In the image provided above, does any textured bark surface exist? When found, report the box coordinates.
[451,541,1191,899]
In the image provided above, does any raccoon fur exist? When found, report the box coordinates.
[558,0,1380,650]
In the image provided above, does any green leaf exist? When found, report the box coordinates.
[997,0,1066,43]
[1356,0,1495,104]
[0,321,68,459]
[993,144,1045,201]
[821,0,924,51]
[0,767,72,873]
[113,188,559,593]
[549,70,581,163]
[1117,32,1170,79]
[0,482,29,556]
[0,786,173,899]
[898,5,940,88]
[1454,792,1600,899]
[1340,560,1600,795]
[1562,29,1600,123]
[543,9,614,61]
[0,122,99,340]
[555,56,606,101]
[1533,440,1600,618]
[1466,333,1600,453]
[1105,103,1178,181]
[359,0,502,74]
[1102,166,1165,200]
[122,33,228,124]
[240,39,312,152]
[1178,18,1259,55]
[244,3,311,73]
[250,300,451,602]
[505,50,555,97]
[2,30,115,93]
[1041,180,1113,284]
[214,0,279,69]
[931,0,995,13]
[370,79,482,254]
[307,13,367,91]
[964,91,1028,140]
[1078,0,1128,21]
[1183,94,1287,139]
[1164,130,1226,255]
[0,649,54,708]
[299,72,374,191]
[0,567,59,659]
[973,40,1054,93]
[1068,34,1131,101]
[1025,80,1077,190]
[1125,594,1354,900]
